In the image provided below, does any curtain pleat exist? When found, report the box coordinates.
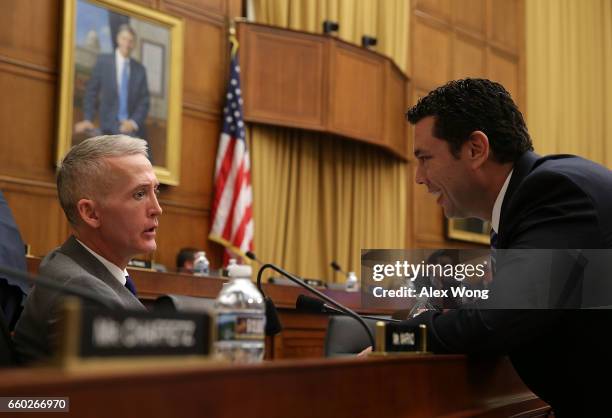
[247,0,409,282]
[526,0,612,167]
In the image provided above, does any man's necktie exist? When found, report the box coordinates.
[118,61,129,122]
[124,275,137,296]
[490,229,498,275]
[490,229,498,249]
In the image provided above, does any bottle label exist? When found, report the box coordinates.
[217,313,265,342]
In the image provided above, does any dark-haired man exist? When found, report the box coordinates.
[176,247,198,273]
[404,79,612,415]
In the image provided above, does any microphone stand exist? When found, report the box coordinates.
[296,294,401,323]
[256,263,375,349]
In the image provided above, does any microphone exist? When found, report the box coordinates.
[245,251,282,336]
[252,259,375,348]
[245,251,261,265]
[296,294,401,323]
[0,263,113,309]
[330,260,349,278]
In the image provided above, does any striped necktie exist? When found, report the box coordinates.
[124,275,137,296]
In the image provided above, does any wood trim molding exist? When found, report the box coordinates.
[162,0,226,24]
[158,199,210,214]
[183,100,222,118]
[0,176,56,192]
[0,58,56,82]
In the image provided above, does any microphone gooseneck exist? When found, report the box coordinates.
[244,252,282,336]
[256,263,375,348]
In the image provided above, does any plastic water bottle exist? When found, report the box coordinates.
[193,251,210,276]
[214,263,266,363]
[346,271,359,292]
[223,258,237,277]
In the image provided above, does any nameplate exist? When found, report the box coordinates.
[268,277,325,288]
[374,322,428,354]
[127,259,152,269]
[56,300,211,364]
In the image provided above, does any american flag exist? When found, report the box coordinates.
[209,53,254,263]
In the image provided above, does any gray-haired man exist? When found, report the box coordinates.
[14,135,162,363]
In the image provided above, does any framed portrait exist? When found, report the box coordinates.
[57,0,184,185]
[447,218,491,245]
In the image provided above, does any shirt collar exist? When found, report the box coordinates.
[115,49,129,65]
[76,238,128,286]
[491,170,513,234]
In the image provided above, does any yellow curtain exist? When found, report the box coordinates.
[526,0,612,167]
[251,0,408,72]
[248,126,406,282]
[246,0,409,282]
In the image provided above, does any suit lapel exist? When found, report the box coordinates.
[497,151,540,248]
[59,236,144,309]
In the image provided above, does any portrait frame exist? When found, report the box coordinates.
[447,218,491,245]
[57,0,184,185]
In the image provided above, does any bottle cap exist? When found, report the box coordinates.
[227,263,252,278]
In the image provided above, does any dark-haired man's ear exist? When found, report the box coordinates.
[467,130,489,168]
[76,198,101,229]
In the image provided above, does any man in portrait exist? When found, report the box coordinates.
[74,24,150,144]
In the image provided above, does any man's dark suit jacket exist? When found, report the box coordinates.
[405,151,612,415]
[13,236,145,364]
[83,53,150,140]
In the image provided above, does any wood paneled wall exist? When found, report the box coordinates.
[0,0,241,269]
[0,0,525,269]
[407,0,526,248]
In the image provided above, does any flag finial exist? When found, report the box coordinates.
[229,20,239,58]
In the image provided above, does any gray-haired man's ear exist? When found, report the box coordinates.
[76,198,100,229]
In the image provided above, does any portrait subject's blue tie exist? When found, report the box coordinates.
[118,61,129,121]
[124,274,137,296]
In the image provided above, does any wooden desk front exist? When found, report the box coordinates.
[0,356,549,418]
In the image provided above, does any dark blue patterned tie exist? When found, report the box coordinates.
[124,275,137,296]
